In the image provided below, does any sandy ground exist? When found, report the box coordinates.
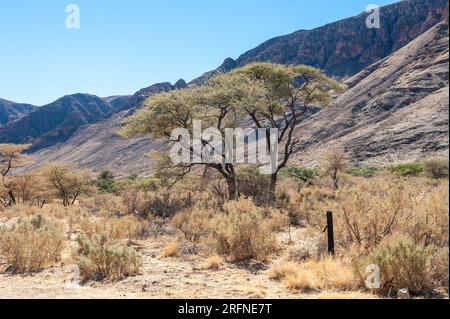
[0,233,377,300]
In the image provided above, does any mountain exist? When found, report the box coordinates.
[0,98,35,126]
[0,80,187,152]
[0,94,116,152]
[7,0,449,176]
[193,0,448,84]
[290,21,449,167]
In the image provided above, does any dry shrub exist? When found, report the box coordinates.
[79,215,146,242]
[214,198,278,262]
[199,254,223,270]
[358,235,432,295]
[76,234,142,282]
[269,258,357,292]
[0,216,65,273]
[79,193,125,216]
[171,207,215,243]
[120,188,147,215]
[267,261,299,280]
[429,247,449,292]
[160,242,178,258]
[423,159,449,179]
[264,207,290,233]
[142,191,193,218]
[299,178,449,250]
[287,236,327,262]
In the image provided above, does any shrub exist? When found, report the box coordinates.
[287,236,326,262]
[282,167,318,183]
[199,255,223,270]
[429,247,449,292]
[0,216,65,273]
[142,192,193,218]
[388,163,423,177]
[76,234,142,282]
[361,235,432,295]
[213,198,278,262]
[95,171,116,193]
[423,160,449,179]
[171,208,214,243]
[349,167,380,178]
[160,242,179,258]
[79,215,146,243]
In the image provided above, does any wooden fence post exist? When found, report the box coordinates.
[326,211,335,255]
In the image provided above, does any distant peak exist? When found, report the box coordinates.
[174,79,188,89]
[220,57,237,71]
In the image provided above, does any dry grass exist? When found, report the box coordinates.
[269,257,357,293]
[0,216,65,273]
[160,242,179,258]
[198,254,223,270]
[0,170,448,297]
[79,215,146,242]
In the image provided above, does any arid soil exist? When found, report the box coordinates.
[0,231,375,300]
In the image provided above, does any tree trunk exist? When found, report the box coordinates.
[227,177,238,200]
[269,173,278,200]
[7,190,16,206]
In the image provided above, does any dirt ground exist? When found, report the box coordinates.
[0,233,377,300]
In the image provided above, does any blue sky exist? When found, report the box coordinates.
[0,0,398,105]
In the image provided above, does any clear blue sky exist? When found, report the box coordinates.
[0,0,399,106]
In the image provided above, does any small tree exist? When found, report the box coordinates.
[0,144,31,206]
[43,165,89,206]
[9,172,51,207]
[323,148,349,190]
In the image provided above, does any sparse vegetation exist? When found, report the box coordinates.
[76,234,142,282]
[0,216,65,273]
[388,162,423,177]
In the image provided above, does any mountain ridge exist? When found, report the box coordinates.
[192,0,448,84]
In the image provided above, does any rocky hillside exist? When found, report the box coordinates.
[0,94,117,152]
[0,80,187,152]
[193,0,448,83]
[291,21,449,167]
[0,98,35,126]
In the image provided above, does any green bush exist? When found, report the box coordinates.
[76,234,142,282]
[95,171,117,193]
[117,176,160,192]
[388,163,423,177]
[349,166,380,178]
[423,160,449,179]
[363,235,432,295]
[282,167,318,182]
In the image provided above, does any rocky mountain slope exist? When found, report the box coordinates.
[0,98,35,126]
[0,94,117,152]
[193,0,448,83]
[291,21,449,167]
[0,80,186,152]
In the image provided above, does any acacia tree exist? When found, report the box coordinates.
[223,63,343,197]
[120,83,253,199]
[121,63,341,199]
[43,165,90,206]
[0,144,31,206]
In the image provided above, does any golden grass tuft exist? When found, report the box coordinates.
[160,242,179,258]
